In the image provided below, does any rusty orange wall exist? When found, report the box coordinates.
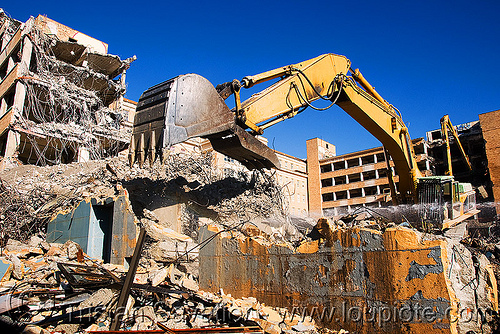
[199,225,497,334]
[479,110,500,215]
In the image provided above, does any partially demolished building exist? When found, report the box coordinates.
[307,137,433,216]
[0,10,135,168]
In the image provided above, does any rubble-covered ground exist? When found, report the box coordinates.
[0,153,327,333]
[0,153,499,333]
[0,236,335,334]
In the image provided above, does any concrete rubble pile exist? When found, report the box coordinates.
[0,236,335,334]
[0,151,293,246]
[0,153,499,333]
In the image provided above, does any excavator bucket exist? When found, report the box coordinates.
[129,74,279,169]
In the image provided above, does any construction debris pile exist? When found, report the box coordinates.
[0,235,328,334]
[0,153,499,333]
[0,151,291,248]
[0,11,135,166]
[0,153,330,333]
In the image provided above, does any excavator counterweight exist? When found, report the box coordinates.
[129,73,279,169]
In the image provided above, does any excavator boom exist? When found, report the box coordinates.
[440,114,472,176]
[130,53,423,203]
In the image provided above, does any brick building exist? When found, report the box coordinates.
[478,110,500,215]
[306,137,432,216]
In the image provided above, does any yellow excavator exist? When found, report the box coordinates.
[129,53,478,229]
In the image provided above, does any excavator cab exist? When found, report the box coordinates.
[417,176,478,229]
[129,74,279,169]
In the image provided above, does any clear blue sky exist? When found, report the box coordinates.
[5,1,500,159]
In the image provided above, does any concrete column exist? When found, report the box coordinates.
[332,177,335,186]
[3,129,20,158]
[347,190,350,199]
[1,35,8,51]
[78,146,90,162]
[360,172,364,181]
[0,97,6,119]
[374,153,378,164]
[345,175,348,184]
[306,138,323,216]
[12,81,26,117]
[359,157,362,166]
[7,57,15,72]
[375,170,379,179]
[19,36,33,75]
[333,192,337,201]
[361,188,366,197]
[344,160,348,169]
[377,185,381,195]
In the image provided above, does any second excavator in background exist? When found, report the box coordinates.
[129,53,478,229]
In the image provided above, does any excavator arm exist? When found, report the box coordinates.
[440,114,472,176]
[129,53,423,203]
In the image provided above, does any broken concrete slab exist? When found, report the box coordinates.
[150,238,198,263]
[5,239,44,258]
[143,219,193,242]
[62,240,82,261]
[7,253,24,280]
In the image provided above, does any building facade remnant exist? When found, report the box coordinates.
[0,10,135,168]
[306,137,432,216]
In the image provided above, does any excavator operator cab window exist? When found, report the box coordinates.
[443,182,451,197]
[453,182,460,203]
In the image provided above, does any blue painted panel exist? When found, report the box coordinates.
[46,200,91,253]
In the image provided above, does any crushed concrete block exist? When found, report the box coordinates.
[149,266,169,287]
[292,322,316,332]
[181,275,199,291]
[80,288,115,309]
[150,239,198,262]
[5,239,43,258]
[28,236,44,248]
[45,244,63,257]
[260,305,283,323]
[190,314,211,327]
[132,305,155,330]
[7,254,24,280]
[21,325,50,334]
[62,240,82,260]
[143,219,192,242]
[254,318,281,334]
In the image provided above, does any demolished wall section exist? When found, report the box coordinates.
[0,10,135,167]
[199,223,498,334]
